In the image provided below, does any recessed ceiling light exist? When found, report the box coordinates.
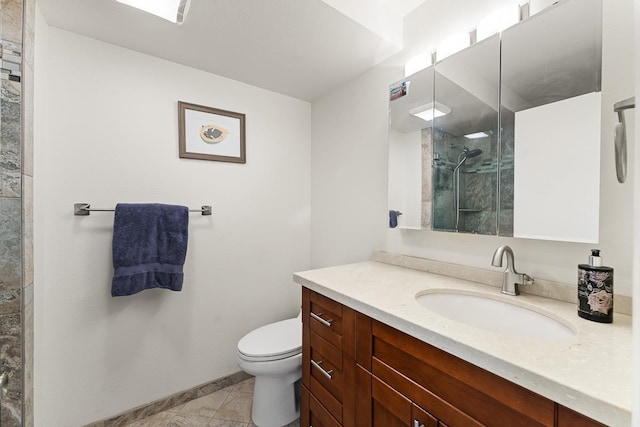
[116,0,191,24]
[409,102,451,122]
[464,131,489,139]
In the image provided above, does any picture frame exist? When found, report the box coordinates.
[178,101,246,163]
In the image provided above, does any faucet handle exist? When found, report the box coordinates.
[523,274,535,286]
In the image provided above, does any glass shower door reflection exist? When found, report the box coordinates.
[431,34,501,235]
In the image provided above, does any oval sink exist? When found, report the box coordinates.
[416,290,576,340]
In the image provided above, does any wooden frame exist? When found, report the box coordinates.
[178,101,246,163]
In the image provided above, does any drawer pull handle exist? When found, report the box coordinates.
[311,359,333,379]
[310,311,333,327]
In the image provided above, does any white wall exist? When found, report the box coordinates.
[388,129,421,228]
[310,65,393,267]
[34,14,311,426]
[311,0,636,296]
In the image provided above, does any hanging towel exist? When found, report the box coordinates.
[389,210,401,228]
[111,203,189,297]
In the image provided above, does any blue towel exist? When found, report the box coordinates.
[111,203,189,297]
[389,210,400,228]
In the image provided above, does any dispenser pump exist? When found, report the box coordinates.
[589,249,602,267]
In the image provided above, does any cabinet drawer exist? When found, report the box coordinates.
[372,374,411,427]
[309,290,345,349]
[302,385,342,427]
[303,288,356,359]
[310,332,344,394]
[309,331,344,422]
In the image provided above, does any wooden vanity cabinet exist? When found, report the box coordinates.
[301,288,605,427]
[556,406,607,427]
[302,288,357,427]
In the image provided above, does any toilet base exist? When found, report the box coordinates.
[251,372,300,427]
[236,317,302,427]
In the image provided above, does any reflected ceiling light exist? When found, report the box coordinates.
[464,131,489,139]
[477,3,519,41]
[409,102,451,122]
[116,0,191,24]
[436,32,470,61]
[404,53,432,77]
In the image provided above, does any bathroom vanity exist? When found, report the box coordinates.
[296,254,631,426]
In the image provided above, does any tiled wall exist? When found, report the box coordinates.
[428,128,513,235]
[0,0,34,425]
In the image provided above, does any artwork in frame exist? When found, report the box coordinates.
[178,101,246,163]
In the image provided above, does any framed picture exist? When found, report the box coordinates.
[178,101,246,163]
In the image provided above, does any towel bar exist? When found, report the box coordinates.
[74,203,212,216]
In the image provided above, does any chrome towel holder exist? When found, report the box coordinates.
[613,96,635,184]
[74,203,212,216]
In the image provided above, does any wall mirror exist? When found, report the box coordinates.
[388,0,602,243]
[500,0,602,242]
[432,34,501,234]
[388,67,434,229]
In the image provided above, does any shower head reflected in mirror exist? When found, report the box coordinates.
[453,147,483,171]
[464,148,483,159]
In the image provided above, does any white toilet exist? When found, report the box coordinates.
[237,313,302,427]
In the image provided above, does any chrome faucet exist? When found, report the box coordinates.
[491,245,534,295]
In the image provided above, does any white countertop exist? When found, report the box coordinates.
[294,259,632,427]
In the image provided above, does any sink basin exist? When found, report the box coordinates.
[416,290,576,340]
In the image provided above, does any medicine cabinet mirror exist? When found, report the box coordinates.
[432,34,500,234]
[388,0,602,243]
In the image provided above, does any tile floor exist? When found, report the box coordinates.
[127,378,300,427]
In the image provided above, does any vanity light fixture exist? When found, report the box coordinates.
[116,0,191,24]
[405,1,527,71]
[476,3,520,41]
[464,131,489,139]
[409,102,451,122]
[404,53,433,77]
[436,32,471,61]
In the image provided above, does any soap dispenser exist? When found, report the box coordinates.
[578,249,613,323]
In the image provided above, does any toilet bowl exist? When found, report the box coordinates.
[237,316,302,427]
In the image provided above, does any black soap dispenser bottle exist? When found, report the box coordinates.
[578,249,614,323]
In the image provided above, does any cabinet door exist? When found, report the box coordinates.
[369,375,442,427]
[372,320,554,426]
[412,404,438,427]
[372,374,411,427]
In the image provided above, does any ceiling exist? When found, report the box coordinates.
[38,0,429,101]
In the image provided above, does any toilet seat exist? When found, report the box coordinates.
[238,318,302,362]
